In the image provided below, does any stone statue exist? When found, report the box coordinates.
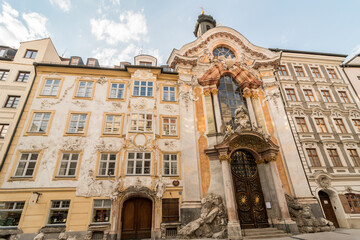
[234,105,251,132]
[317,175,331,188]
[155,176,166,199]
[223,124,234,139]
[109,177,122,201]
[178,193,227,239]
[86,170,102,197]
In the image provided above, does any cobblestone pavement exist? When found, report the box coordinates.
[268,228,360,240]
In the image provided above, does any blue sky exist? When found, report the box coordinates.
[0,0,359,66]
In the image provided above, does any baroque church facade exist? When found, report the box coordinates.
[0,13,360,240]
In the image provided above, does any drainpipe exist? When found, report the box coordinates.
[0,62,38,171]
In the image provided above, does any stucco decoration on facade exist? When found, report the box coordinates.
[62,137,86,151]
[316,174,332,189]
[132,69,156,80]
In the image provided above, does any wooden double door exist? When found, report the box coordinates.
[121,197,152,239]
[231,150,269,229]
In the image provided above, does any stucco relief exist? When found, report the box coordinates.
[40,81,76,109]
[131,98,154,111]
[316,175,331,189]
[350,110,360,118]
[97,76,107,85]
[76,170,123,199]
[94,139,122,152]
[62,138,86,151]
[178,76,199,111]
[331,110,343,117]
[73,100,87,108]
[111,101,122,110]
[162,104,178,114]
[155,176,166,199]
[160,139,178,151]
[264,87,281,109]
[132,69,156,80]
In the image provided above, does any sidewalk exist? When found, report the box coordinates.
[267,228,360,240]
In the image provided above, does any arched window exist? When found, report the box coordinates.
[213,47,235,59]
[218,75,245,126]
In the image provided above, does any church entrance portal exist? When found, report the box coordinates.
[121,197,152,239]
[231,150,269,228]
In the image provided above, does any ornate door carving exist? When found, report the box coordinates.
[121,197,152,239]
[231,150,269,228]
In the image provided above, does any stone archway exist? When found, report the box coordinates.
[117,187,157,240]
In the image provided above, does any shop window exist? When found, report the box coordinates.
[92,199,111,223]
[0,202,25,227]
[47,200,70,225]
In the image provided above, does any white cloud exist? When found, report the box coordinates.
[0,2,50,47]
[49,0,71,12]
[90,10,148,45]
[92,44,163,67]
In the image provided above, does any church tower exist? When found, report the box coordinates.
[193,12,216,38]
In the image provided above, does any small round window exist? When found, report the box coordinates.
[213,47,235,59]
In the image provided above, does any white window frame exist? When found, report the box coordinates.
[0,201,25,227]
[76,81,93,98]
[68,113,87,133]
[92,199,111,224]
[162,117,177,136]
[41,79,61,96]
[163,154,178,176]
[332,117,349,134]
[0,70,9,81]
[57,153,79,177]
[126,152,151,175]
[29,112,51,133]
[130,113,153,132]
[0,124,9,138]
[133,81,153,97]
[109,83,125,99]
[98,153,116,177]
[47,200,70,225]
[104,115,121,134]
[337,90,351,103]
[16,72,30,82]
[14,153,39,177]
[163,86,176,101]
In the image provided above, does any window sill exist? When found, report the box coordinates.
[107,98,125,101]
[8,176,34,181]
[37,95,59,98]
[100,133,122,138]
[73,96,94,100]
[131,95,154,98]
[160,134,179,139]
[96,176,115,180]
[64,132,86,137]
[161,100,178,104]
[24,131,48,136]
[89,223,110,226]
[53,176,77,181]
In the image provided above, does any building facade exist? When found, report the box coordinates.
[0,13,360,240]
[0,39,62,173]
[271,49,360,228]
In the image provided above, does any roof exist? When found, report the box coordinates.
[269,48,347,58]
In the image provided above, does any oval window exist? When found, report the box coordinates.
[213,47,235,59]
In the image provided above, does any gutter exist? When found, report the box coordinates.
[0,63,37,171]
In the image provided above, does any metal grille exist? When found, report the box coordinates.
[91,231,104,240]
[165,228,177,237]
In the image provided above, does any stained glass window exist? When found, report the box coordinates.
[218,75,245,126]
[213,47,235,59]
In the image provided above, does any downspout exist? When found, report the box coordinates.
[273,51,316,199]
[0,62,38,171]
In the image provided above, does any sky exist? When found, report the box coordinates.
[0,0,359,67]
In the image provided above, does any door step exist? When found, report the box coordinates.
[242,227,291,239]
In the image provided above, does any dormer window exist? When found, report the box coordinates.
[71,58,79,65]
[0,49,5,57]
[140,61,152,66]
[213,47,235,59]
[24,50,37,59]
[88,59,95,66]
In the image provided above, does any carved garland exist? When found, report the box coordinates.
[183,32,269,60]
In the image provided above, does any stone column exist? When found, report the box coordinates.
[219,153,242,239]
[243,88,258,128]
[210,89,223,133]
[251,89,268,133]
[109,200,120,240]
